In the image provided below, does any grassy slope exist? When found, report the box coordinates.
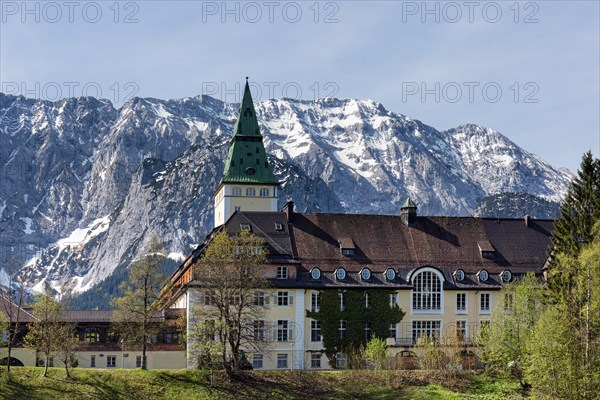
[0,368,525,400]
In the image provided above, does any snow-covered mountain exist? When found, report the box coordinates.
[0,93,572,302]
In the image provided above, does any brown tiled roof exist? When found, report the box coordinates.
[0,295,37,323]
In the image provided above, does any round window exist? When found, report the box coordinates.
[245,167,256,175]
[335,268,346,281]
[310,267,321,280]
[360,268,371,281]
[478,269,489,282]
[454,269,465,282]
[385,268,396,281]
[501,270,512,282]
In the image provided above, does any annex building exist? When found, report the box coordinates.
[158,80,554,370]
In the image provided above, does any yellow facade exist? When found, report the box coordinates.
[214,184,278,226]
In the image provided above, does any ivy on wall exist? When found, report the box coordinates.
[307,289,405,368]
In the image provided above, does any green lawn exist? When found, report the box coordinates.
[0,368,526,400]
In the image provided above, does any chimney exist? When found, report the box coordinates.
[524,215,530,227]
[400,197,417,227]
[283,201,294,223]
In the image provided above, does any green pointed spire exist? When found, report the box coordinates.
[232,78,261,137]
[401,197,417,209]
[220,78,279,185]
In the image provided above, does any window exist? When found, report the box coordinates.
[232,187,242,196]
[341,248,355,256]
[253,320,266,342]
[310,267,321,280]
[240,223,251,231]
[386,268,397,281]
[335,268,346,281]
[454,269,465,282]
[412,270,442,311]
[234,206,241,212]
[390,293,398,307]
[85,331,100,342]
[203,290,215,306]
[478,269,489,282]
[274,222,283,231]
[456,293,467,313]
[364,322,371,340]
[501,270,512,283]
[136,356,142,368]
[310,353,321,368]
[277,354,288,369]
[480,293,491,313]
[246,188,256,196]
[339,293,345,311]
[365,293,370,309]
[335,353,347,369]
[107,356,116,368]
[311,292,320,312]
[276,320,289,342]
[412,320,441,343]
[456,321,467,341]
[310,320,321,342]
[252,354,263,369]
[277,266,288,279]
[254,291,266,306]
[339,320,347,340]
[259,188,269,197]
[360,268,371,281]
[481,251,495,259]
[389,323,397,339]
[90,355,96,368]
[277,291,290,306]
[504,293,514,311]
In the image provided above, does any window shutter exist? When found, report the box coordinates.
[288,320,294,341]
[264,295,270,305]
[272,321,278,342]
[289,294,294,306]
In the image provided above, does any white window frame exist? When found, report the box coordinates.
[339,292,345,311]
[480,292,491,314]
[456,292,467,314]
[277,266,288,280]
[276,320,290,342]
[311,292,320,312]
[252,354,263,369]
[310,320,322,342]
[253,320,266,342]
[107,355,116,368]
[277,353,288,369]
[339,320,347,340]
[411,320,442,344]
[456,320,468,341]
[410,267,444,314]
[310,353,321,369]
[365,293,370,309]
[277,291,290,306]
[390,293,398,307]
[389,323,397,339]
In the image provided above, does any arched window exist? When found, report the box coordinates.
[412,269,442,311]
[232,187,242,196]
[246,188,256,196]
[259,188,269,197]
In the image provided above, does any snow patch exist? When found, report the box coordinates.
[20,217,34,234]
[0,199,6,219]
[56,216,111,250]
[168,252,186,262]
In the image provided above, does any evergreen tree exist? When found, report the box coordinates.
[549,151,600,300]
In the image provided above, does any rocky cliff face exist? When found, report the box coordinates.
[0,93,572,301]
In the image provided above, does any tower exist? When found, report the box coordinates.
[400,197,417,227]
[213,78,280,227]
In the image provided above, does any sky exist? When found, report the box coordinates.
[1,0,599,173]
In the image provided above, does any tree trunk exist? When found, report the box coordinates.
[142,339,147,370]
[64,359,70,379]
[6,335,12,373]
[43,354,49,377]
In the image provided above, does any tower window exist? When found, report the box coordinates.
[232,187,242,196]
[256,147,259,153]
[244,107,252,117]
[240,158,244,165]
[246,188,256,196]
[260,188,269,197]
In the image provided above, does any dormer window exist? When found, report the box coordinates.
[277,266,288,280]
[454,269,465,282]
[240,223,251,232]
[478,241,495,259]
[274,222,284,231]
[385,268,396,281]
[335,268,346,281]
[310,267,321,280]
[501,270,512,283]
[360,268,371,281]
[339,238,355,257]
[478,269,489,282]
